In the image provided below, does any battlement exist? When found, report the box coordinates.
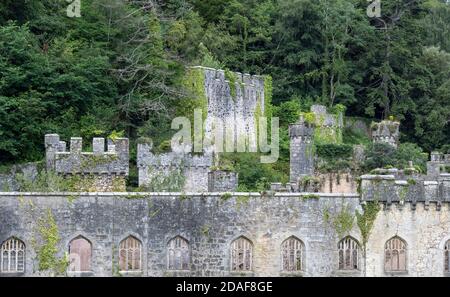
[427,152,450,177]
[137,140,213,192]
[45,134,129,175]
[289,116,315,140]
[360,173,450,208]
[190,66,264,88]
[371,120,400,148]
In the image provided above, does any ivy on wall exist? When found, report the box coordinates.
[33,209,69,276]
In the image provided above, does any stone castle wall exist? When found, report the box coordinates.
[137,141,213,192]
[2,191,450,277]
[0,192,361,277]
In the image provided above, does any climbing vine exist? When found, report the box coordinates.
[332,204,354,238]
[33,209,69,276]
[355,202,381,247]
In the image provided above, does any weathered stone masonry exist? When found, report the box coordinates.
[2,174,450,277]
[0,193,361,277]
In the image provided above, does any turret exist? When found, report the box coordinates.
[371,120,400,148]
[289,116,315,188]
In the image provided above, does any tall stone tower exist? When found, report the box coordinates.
[289,116,315,186]
[371,120,400,148]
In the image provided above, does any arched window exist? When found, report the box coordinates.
[119,236,142,272]
[338,237,360,270]
[68,236,92,272]
[281,236,305,272]
[1,237,25,273]
[231,237,253,272]
[385,236,407,272]
[168,236,190,270]
[445,240,450,273]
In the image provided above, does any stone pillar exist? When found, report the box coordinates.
[137,139,153,188]
[108,138,129,175]
[70,137,83,154]
[93,138,105,155]
[289,116,315,186]
[45,134,60,170]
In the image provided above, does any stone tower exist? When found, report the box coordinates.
[289,116,315,187]
[371,120,400,148]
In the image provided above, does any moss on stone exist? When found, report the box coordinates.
[180,67,208,125]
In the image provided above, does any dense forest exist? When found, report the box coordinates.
[0,0,449,188]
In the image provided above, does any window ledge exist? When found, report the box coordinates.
[118,271,143,277]
[229,271,255,277]
[163,270,192,277]
[334,270,362,277]
[0,272,25,277]
[67,271,94,277]
[279,271,304,277]
[385,271,408,276]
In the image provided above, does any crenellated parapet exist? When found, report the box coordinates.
[45,134,129,191]
[371,120,400,148]
[427,152,450,177]
[137,139,213,192]
[360,173,450,209]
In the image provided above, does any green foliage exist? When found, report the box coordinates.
[220,192,233,200]
[301,194,320,200]
[316,144,353,160]
[219,153,287,192]
[363,142,428,173]
[0,0,448,180]
[332,204,354,238]
[356,202,381,246]
[16,170,73,192]
[33,209,69,275]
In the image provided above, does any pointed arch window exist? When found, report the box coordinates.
[231,237,253,271]
[385,236,407,272]
[338,236,360,270]
[69,236,92,272]
[119,236,142,272]
[1,237,25,273]
[281,236,305,271]
[168,236,190,270]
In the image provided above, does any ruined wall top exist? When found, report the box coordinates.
[187,66,269,153]
[137,140,213,169]
[371,120,400,148]
[45,134,129,175]
[289,116,315,139]
[311,104,343,128]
